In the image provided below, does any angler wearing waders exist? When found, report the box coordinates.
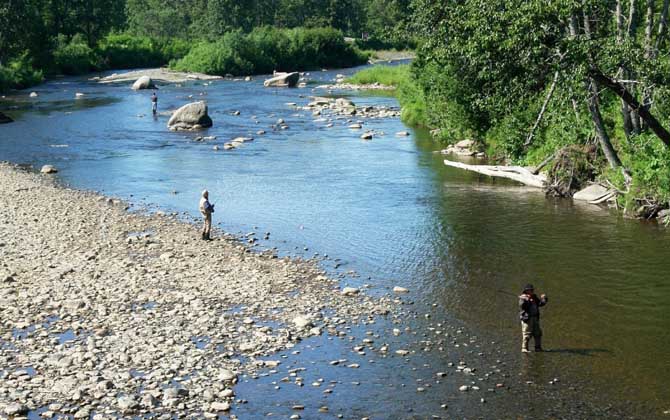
[199,189,214,240]
[519,284,548,353]
[151,92,158,115]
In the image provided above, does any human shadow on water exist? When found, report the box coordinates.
[536,348,610,356]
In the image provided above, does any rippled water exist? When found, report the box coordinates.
[1,65,669,418]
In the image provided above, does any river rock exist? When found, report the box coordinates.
[41,165,58,174]
[132,76,156,90]
[360,132,373,140]
[264,72,300,88]
[442,139,477,156]
[4,403,28,415]
[293,315,313,329]
[393,286,409,294]
[210,402,231,411]
[118,395,139,411]
[219,369,237,382]
[342,287,360,296]
[455,139,474,149]
[573,184,611,202]
[0,111,13,124]
[167,101,213,131]
[396,131,410,137]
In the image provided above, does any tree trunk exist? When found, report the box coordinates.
[586,79,623,168]
[616,0,634,138]
[524,70,559,147]
[443,160,547,188]
[655,0,670,52]
[590,70,670,148]
[645,0,655,59]
[583,10,623,168]
[626,0,643,133]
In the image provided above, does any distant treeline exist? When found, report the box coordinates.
[0,0,414,91]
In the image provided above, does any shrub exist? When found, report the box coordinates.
[171,27,368,76]
[96,33,191,70]
[53,34,94,75]
[0,53,44,91]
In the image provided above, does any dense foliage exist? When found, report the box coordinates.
[0,0,413,90]
[172,27,368,76]
[404,0,670,214]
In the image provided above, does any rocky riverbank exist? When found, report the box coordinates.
[0,163,391,418]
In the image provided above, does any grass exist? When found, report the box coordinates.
[346,64,427,127]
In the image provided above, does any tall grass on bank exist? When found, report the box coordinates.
[346,64,427,126]
[171,27,369,76]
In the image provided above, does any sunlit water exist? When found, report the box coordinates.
[1,65,669,419]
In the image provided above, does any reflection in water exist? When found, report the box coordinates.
[1,67,669,418]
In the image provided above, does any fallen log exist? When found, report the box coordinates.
[444,159,547,188]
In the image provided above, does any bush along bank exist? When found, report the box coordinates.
[171,27,369,76]
[0,27,368,92]
[345,64,427,127]
[347,62,670,223]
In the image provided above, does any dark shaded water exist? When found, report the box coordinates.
[1,66,669,419]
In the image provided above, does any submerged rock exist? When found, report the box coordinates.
[0,111,13,124]
[167,101,213,131]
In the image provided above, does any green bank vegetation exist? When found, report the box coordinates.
[349,1,670,217]
[0,0,415,91]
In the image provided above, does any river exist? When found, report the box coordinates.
[1,64,668,419]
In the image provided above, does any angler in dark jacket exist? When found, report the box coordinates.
[519,283,548,353]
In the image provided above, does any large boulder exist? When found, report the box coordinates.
[0,111,13,124]
[132,76,156,90]
[167,101,213,131]
[264,72,300,88]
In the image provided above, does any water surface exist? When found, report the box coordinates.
[1,66,668,418]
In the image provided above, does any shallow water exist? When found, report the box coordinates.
[1,65,669,418]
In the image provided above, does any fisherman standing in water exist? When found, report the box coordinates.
[199,189,214,240]
[151,92,158,115]
[519,284,548,353]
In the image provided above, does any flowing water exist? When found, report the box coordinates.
[1,65,669,419]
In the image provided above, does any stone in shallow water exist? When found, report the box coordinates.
[210,402,230,411]
[292,316,313,329]
[4,403,28,416]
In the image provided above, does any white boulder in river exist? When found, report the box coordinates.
[40,165,58,174]
[131,75,156,90]
[264,72,300,88]
[167,101,213,131]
